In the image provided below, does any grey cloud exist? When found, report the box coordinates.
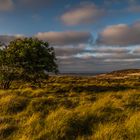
[54,44,86,57]
[133,47,140,53]
[55,45,130,60]
[58,56,140,73]
[78,49,140,60]
[58,57,103,73]
[61,3,106,26]
[97,21,140,46]
[86,47,130,54]
[95,53,140,60]
[0,35,24,43]
[0,34,139,72]
[35,31,93,46]
[0,32,93,46]
[55,45,140,72]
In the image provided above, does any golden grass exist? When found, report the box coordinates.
[0,74,140,140]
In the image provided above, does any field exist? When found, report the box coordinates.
[0,69,140,140]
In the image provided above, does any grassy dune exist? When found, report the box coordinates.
[0,70,140,140]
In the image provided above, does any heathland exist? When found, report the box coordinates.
[0,69,140,140]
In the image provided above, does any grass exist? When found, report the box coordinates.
[0,71,140,140]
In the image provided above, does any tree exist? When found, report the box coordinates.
[0,43,17,89]
[0,38,58,89]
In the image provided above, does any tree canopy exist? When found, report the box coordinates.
[0,38,58,89]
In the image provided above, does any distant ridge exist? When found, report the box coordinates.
[59,69,140,76]
[58,72,104,76]
[96,69,140,79]
[108,69,140,75]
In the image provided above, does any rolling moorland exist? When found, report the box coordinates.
[0,69,140,140]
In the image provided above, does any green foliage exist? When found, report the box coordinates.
[0,38,58,89]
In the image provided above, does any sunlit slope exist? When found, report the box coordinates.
[0,69,140,140]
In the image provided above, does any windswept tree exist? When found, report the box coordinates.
[0,38,58,89]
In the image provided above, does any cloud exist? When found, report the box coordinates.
[94,52,140,60]
[87,47,130,54]
[53,43,140,72]
[54,44,85,57]
[0,34,24,43]
[0,0,14,11]
[97,21,140,46]
[55,46,131,60]
[35,31,93,46]
[0,32,93,46]
[58,55,140,73]
[57,47,140,72]
[61,3,105,26]
[76,48,139,60]
[0,33,139,73]
[133,47,140,53]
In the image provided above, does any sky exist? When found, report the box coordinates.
[0,0,140,73]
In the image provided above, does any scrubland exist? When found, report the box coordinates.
[0,70,140,140]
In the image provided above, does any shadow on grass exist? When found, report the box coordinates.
[70,85,133,93]
[45,84,134,94]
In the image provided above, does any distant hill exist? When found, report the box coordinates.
[108,69,140,75]
[97,69,140,79]
[59,72,104,76]
[59,69,140,77]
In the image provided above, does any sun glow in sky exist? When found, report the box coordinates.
[0,0,140,72]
